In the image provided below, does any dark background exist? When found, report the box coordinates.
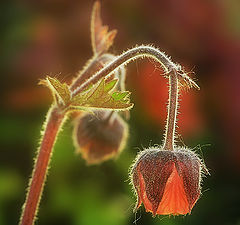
[1,0,240,225]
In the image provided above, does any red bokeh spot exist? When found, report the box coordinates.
[130,62,204,137]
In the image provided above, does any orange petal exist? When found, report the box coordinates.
[157,165,189,215]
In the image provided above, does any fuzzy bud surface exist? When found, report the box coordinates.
[131,148,207,215]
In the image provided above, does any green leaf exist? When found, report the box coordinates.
[71,78,133,111]
[112,91,129,101]
[39,76,71,105]
[104,79,118,92]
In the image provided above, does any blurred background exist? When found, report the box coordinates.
[1,0,240,224]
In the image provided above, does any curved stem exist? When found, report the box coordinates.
[70,56,101,91]
[70,45,196,151]
[70,54,117,91]
[19,106,66,225]
[163,71,179,150]
[72,45,198,97]
[70,45,193,152]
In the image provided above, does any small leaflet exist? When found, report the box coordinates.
[39,77,71,105]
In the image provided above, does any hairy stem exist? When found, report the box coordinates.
[70,56,102,91]
[20,106,66,225]
[70,54,117,91]
[72,45,198,97]
[163,71,178,150]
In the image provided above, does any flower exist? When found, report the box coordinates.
[73,110,128,165]
[131,148,208,216]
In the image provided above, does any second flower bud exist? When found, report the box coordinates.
[73,111,128,165]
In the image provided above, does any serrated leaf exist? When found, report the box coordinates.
[71,78,133,111]
[112,91,129,101]
[91,1,117,55]
[39,76,71,105]
[104,79,118,92]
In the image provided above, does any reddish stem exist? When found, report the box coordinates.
[70,54,115,91]
[20,106,65,225]
[71,46,176,97]
[163,71,178,150]
[70,56,101,91]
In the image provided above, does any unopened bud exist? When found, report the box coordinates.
[131,147,208,216]
[73,111,128,165]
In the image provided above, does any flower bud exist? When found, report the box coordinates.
[131,148,208,216]
[73,111,128,165]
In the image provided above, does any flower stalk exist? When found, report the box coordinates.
[163,71,179,151]
[19,106,66,225]
[72,45,199,97]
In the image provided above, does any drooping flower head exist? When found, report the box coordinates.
[131,147,208,216]
[73,111,128,165]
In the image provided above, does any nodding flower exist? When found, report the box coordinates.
[73,110,128,165]
[131,147,208,216]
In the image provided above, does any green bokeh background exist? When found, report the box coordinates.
[1,0,240,225]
